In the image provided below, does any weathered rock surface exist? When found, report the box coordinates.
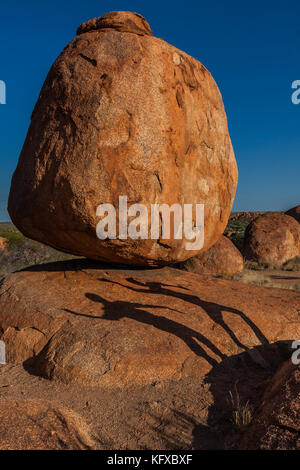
[8,11,238,266]
[0,237,7,252]
[239,360,300,450]
[0,260,299,387]
[77,11,153,36]
[178,235,244,276]
[0,399,96,450]
[243,212,300,266]
[285,205,300,224]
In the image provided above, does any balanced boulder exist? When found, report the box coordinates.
[178,235,244,276]
[243,212,300,266]
[8,11,238,266]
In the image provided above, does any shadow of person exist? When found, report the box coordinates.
[64,292,227,368]
[97,277,269,351]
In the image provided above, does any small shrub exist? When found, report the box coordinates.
[229,384,253,430]
[244,260,280,271]
[3,230,26,250]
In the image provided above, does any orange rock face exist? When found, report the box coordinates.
[243,212,300,266]
[239,361,300,450]
[178,235,244,275]
[0,237,7,252]
[285,205,300,224]
[0,260,299,388]
[8,11,238,266]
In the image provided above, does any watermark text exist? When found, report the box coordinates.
[0,80,6,104]
[291,340,300,365]
[291,80,300,104]
[96,196,204,251]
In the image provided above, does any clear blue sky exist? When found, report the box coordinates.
[0,0,299,221]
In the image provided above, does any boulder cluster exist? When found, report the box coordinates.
[0,12,299,450]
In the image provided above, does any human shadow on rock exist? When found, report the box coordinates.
[65,293,226,367]
[97,277,269,351]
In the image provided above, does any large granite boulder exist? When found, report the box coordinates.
[243,212,300,266]
[178,235,244,276]
[8,11,238,266]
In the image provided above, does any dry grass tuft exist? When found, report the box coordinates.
[229,384,253,430]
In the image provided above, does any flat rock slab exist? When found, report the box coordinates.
[0,259,299,387]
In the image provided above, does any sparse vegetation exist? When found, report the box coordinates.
[244,257,300,272]
[0,222,77,278]
[225,217,251,251]
[229,384,253,430]
[226,218,251,235]
[233,269,300,291]
[282,256,300,272]
[244,260,281,270]
[224,212,264,251]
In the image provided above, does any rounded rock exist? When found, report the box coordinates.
[8,11,238,266]
[178,235,244,276]
[243,212,300,266]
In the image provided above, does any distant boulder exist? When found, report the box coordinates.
[285,205,300,224]
[178,235,244,276]
[243,212,300,266]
